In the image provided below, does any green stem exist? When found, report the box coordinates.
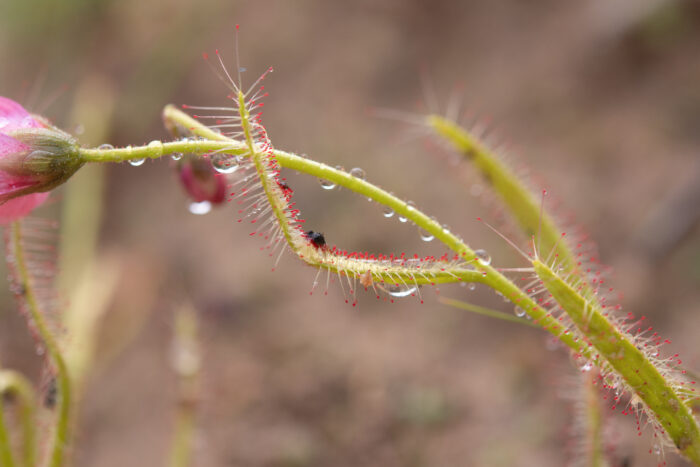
[583,371,608,467]
[81,106,594,359]
[534,259,700,464]
[9,222,72,467]
[0,390,16,467]
[168,305,200,467]
[0,370,37,467]
[438,297,540,328]
[428,115,578,272]
[160,105,594,358]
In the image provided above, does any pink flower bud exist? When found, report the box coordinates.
[177,156,227,205]
[0,97,84,223]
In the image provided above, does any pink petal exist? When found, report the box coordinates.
[0,192,49,224]
[0,133,29,158]
[0,97,41,133]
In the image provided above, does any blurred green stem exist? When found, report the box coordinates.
[0,369,37,467]
[9,223,72,467]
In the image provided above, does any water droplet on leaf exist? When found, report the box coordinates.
[382,206,395,218]
[514,306,526,317]
[171,152,183,161]
[129,158,146,167]
[98,143,114,150]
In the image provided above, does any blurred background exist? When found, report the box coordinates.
[0,0,699,466]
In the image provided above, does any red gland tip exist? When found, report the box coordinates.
[181,104,189,109]
[236,24,240,30]
[202,52,209,60]
[476,217,482,221]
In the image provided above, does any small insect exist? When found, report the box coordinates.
[277,180,291,191]
[305,230,326,248]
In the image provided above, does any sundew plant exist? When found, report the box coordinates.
[0,29,698,467]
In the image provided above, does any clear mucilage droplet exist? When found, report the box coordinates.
[319,179,336,190]
[474,249,491,266]
[188,201,212,215]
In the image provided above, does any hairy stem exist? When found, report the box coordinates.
[428,115,578,271]
[534,259,700,463]
[83,106,596,359]
[9,222,72,467]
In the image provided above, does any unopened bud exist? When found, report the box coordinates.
[0,97,84,221]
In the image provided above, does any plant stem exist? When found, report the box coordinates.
[0,389,16,467]
[81,106,595,359]
[9,222,72,467]
[0,369,37,467]
[534,259,700,464]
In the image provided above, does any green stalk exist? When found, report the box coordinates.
[82,108,602,369]
[9,223,72,467]
[534,259,700,463]
[428,115,581,273]
[78,105,594,361]
[583,372,608,467]
[0,370,37,467]
[0,389,16,467]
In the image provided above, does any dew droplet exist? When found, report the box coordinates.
[188,201,212,215]
[581,360,593,372]
[98,143,114,150]
[171,152,183,161]
[474,249,491,266]
[385,284,418,298]
[211,153,238,174]
[349,167,366,180]
[442,225,451,235]
[418,228,434,242]
[319,179,336,190]
[467,283,476,291]
[514,306,526,317]
[382,206,394,218]
[653,444,661,456]
[129,158,146,167]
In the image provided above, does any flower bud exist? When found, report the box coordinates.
[176,155,227,205]
[0,97,84,221]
